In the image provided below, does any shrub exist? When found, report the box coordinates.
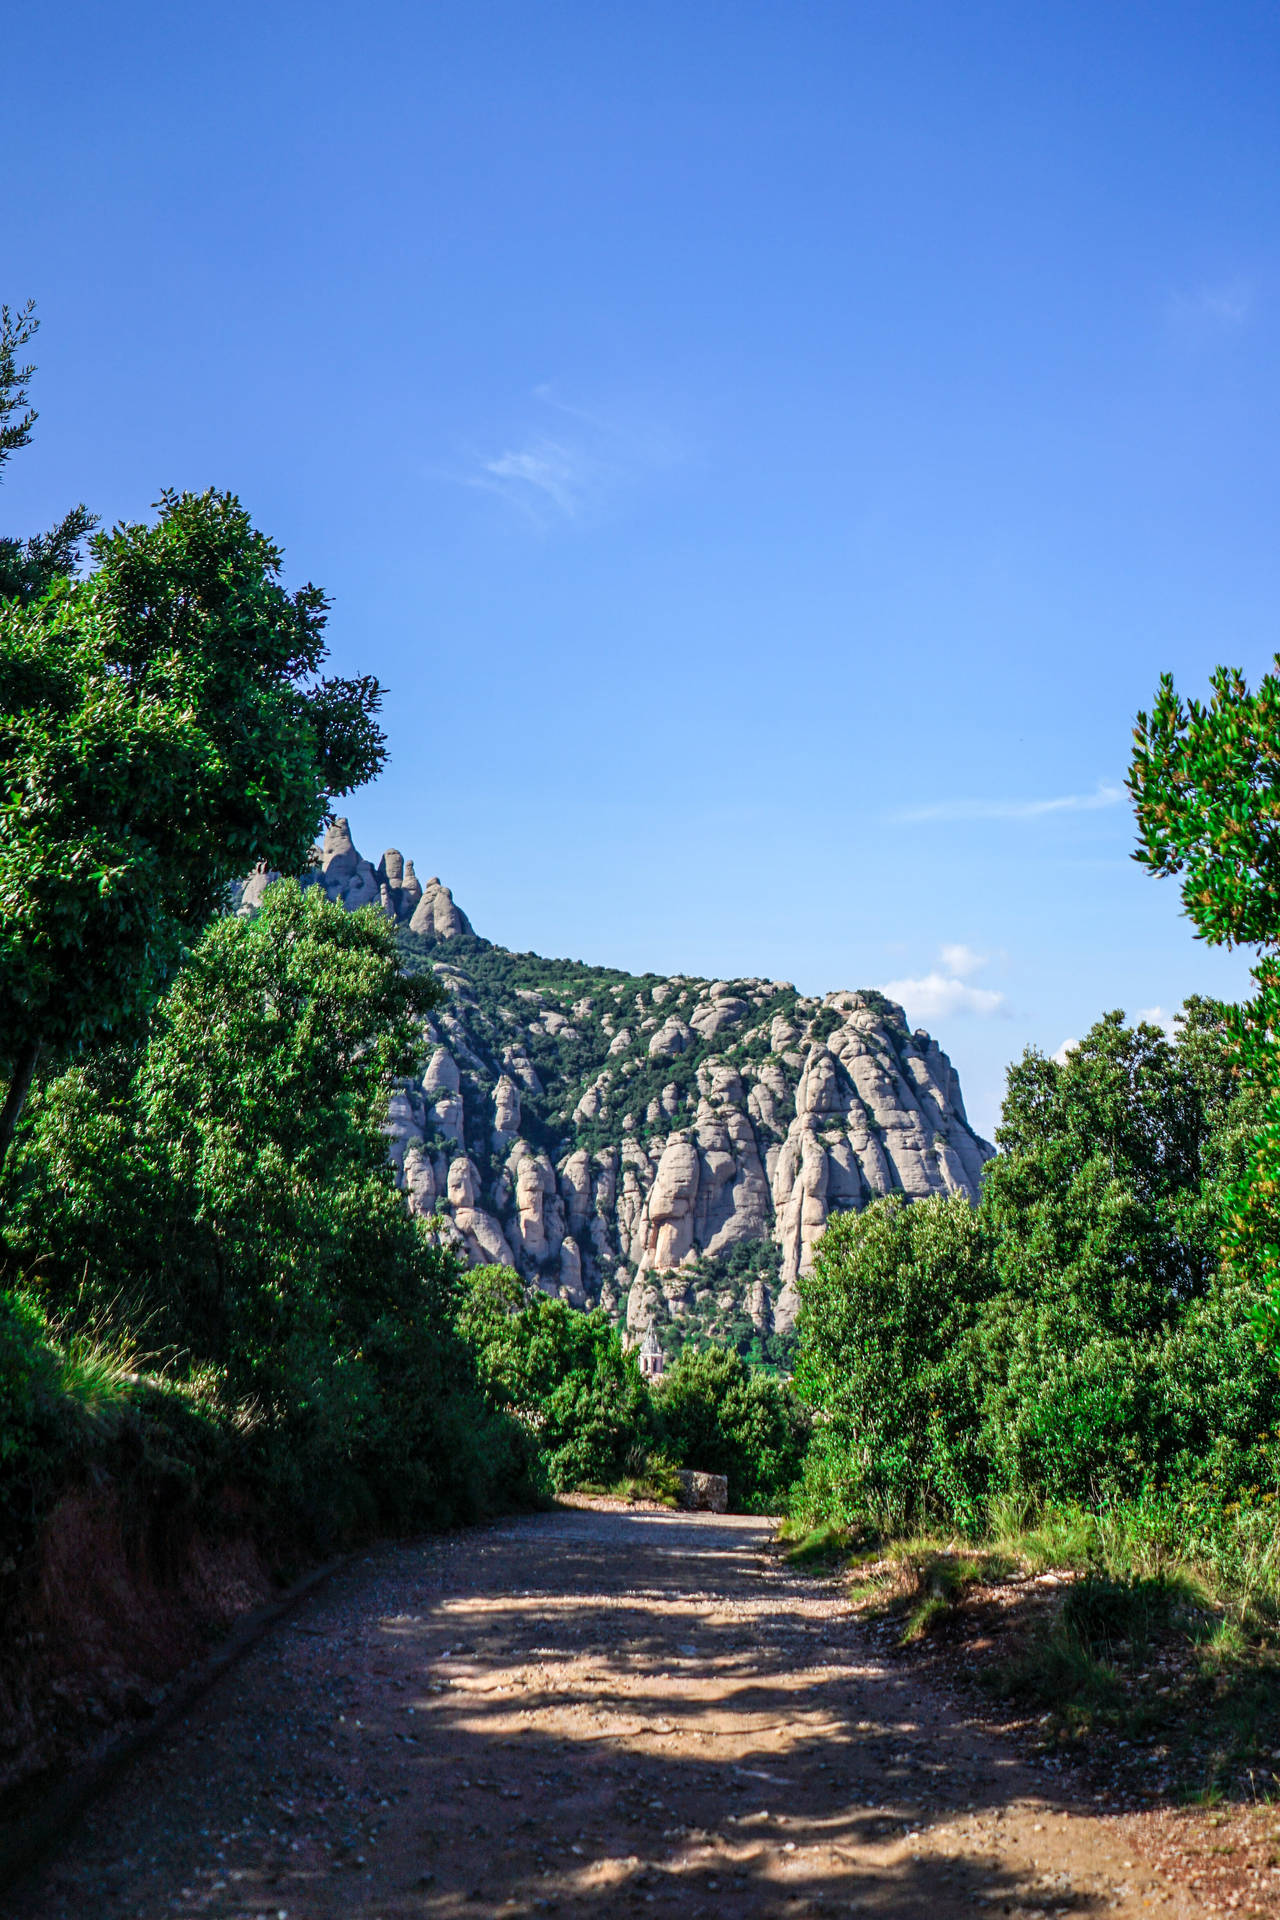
[656,1344,808,1510]
[792,1001,1280,1533]
[2,884,539,1543]
[794,1192,990,1527]
[459,1267,652,1493]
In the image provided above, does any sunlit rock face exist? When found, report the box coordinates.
[236,825,993,1344]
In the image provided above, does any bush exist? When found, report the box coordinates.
[656,1344,808,1511]
[794,1192,990,1527]
[459,1267,652,1493]
[2,883,541,1545]
[793,1001,1280,1530]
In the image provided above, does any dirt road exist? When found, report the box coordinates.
[6,1501,1192,1918]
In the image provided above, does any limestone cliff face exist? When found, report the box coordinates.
[241,822,994,1348]
[237,817,471,935]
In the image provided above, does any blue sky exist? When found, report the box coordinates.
[7,1,1279,1135]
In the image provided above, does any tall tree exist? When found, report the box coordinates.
[0,486,388,1168]
[1129,662,1280,1345]
[0,301,98,605]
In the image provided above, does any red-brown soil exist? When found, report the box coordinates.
[0,1487,275,1802]
[4,1499,1203,1918]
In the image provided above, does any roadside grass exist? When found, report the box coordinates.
[779,1517,884,1569]
[782,1493,1280,1801]
[576,1452,683,1508]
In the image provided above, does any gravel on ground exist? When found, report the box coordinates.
[5,1500,1199,1918]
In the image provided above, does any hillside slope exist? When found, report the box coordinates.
[240,821,993,1359]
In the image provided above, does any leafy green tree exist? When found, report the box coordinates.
[981,1002,1272,1500]
[1130,663,1280,1349]
[459,1267,652,1491]
[2,884,538,1533]
[794,1002,1277,1525]
[794,1192,992,1525]
[985,1006,1237,1327]
[9,879,435,1357]
[0,301,98,607]
[0,489,387,1169]
[656,1344,808,1510]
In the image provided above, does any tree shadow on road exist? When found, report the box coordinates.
[8,1507,1133,1919]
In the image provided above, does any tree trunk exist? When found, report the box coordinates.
[0,1034,41,1182]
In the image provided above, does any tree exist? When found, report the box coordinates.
[656,1345,807,1510]
[794,1193,991,1525]
[459,1269,653,1491]
[1129,663,1280,1349]
[0,301,98,606]
[0,488,388,1169]
[976,1003,1267,1501]
[793,1006,1275,1525]
[0,883,543,1534]
[6,880,441,1361]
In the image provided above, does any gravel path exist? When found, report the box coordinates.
[6,1501,1195,1918]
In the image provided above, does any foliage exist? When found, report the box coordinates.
[793,1003,1280,1528]
[458,1265,807,1507]
[1130,659,1280,1358]
[1130,662,1280,949]
[0,301,98,607]
[655,1344,808,1510]
[3,884,539,1540]
[0,490,387,1145]
[1220,960,1280,1352]
[0,301,38,467]
[459,1266,649,1493]
[795,1192,990,1527]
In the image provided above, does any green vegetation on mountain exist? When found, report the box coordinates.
[386,914,990,1356]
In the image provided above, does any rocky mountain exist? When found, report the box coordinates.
[239,820,994,1362]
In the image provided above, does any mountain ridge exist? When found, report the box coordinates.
[238,819,994,1361]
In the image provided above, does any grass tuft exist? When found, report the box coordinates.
[786,1520,857,1569]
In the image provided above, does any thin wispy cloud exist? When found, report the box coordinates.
[1168,278,1256,340]
[892,781,1124,825]
[467,438,597,521]
[459,383,686,528]
[1166,272,1258,343]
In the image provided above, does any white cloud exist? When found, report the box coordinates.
[939,942,987,978]
[883,970,1006,1021]
[460,383,686,526]
[1135,1004,1178,1038]
[893,781,1124,825]
[1170,278,1255,332]
[1052,1038,1079,1065]
[466,437,595,521]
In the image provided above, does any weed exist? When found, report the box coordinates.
[899,1552,993,1642]
[786,1521,857,1569]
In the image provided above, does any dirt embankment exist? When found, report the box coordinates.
[5,1499,1210,1919]
[0,1484,277,1806]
